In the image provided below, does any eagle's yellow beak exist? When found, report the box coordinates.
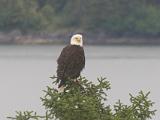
[76,38,81,43]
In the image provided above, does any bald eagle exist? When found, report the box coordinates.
[56,34,85,90]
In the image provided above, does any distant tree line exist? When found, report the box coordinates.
[0,0,160,37]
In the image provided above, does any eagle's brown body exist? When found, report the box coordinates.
[57,45,85,88]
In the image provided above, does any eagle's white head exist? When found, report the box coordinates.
[70,34,83,47]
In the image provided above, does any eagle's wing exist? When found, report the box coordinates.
[57,45,70,80]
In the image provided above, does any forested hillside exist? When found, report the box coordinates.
[0,0,160,44]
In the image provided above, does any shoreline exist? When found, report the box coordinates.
[1,31,160,45]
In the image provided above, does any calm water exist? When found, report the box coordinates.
[0,45,160,120]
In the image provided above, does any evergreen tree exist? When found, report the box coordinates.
[8,76,156,120]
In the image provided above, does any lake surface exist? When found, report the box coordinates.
[0,45,160,120]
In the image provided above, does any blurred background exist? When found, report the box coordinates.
[0,0,160,44]
[0,0,160,120]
